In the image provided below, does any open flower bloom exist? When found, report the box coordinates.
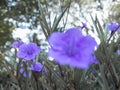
[108,22,120,32]
[12,40,24,48]
[48,27,97,69]
[29,62,43,72]
[17,43,40,60]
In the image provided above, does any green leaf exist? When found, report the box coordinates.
[51,4,70,32]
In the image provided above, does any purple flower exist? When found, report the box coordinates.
[23,72,27,77]
[108,22,120,32]
[48,27,97,69]
[20,68,24,74]
[81,22,86,29]
[12,40,24,48]
[29,62,43,72]
[117,50,120,55]
[17,43,40,60]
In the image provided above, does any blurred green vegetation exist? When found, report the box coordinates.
[0,0,14,47]
[109,3,120,23]
[0,21,14,46]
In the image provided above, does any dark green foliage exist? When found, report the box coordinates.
[0,21,14,46]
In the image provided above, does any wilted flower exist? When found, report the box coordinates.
[29,62,43,72]
[17,43,40,60]
[12,40,24,48]
[48,27,97,69]
[108,22,120,32]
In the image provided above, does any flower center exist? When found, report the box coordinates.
[27,49,33,55]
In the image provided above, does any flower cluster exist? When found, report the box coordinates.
[19,61,43,77]
[12,27,98,74]
[12,41,43,75]
[48,27,97,69]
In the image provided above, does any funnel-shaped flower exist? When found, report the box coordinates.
[48,27,97,69]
